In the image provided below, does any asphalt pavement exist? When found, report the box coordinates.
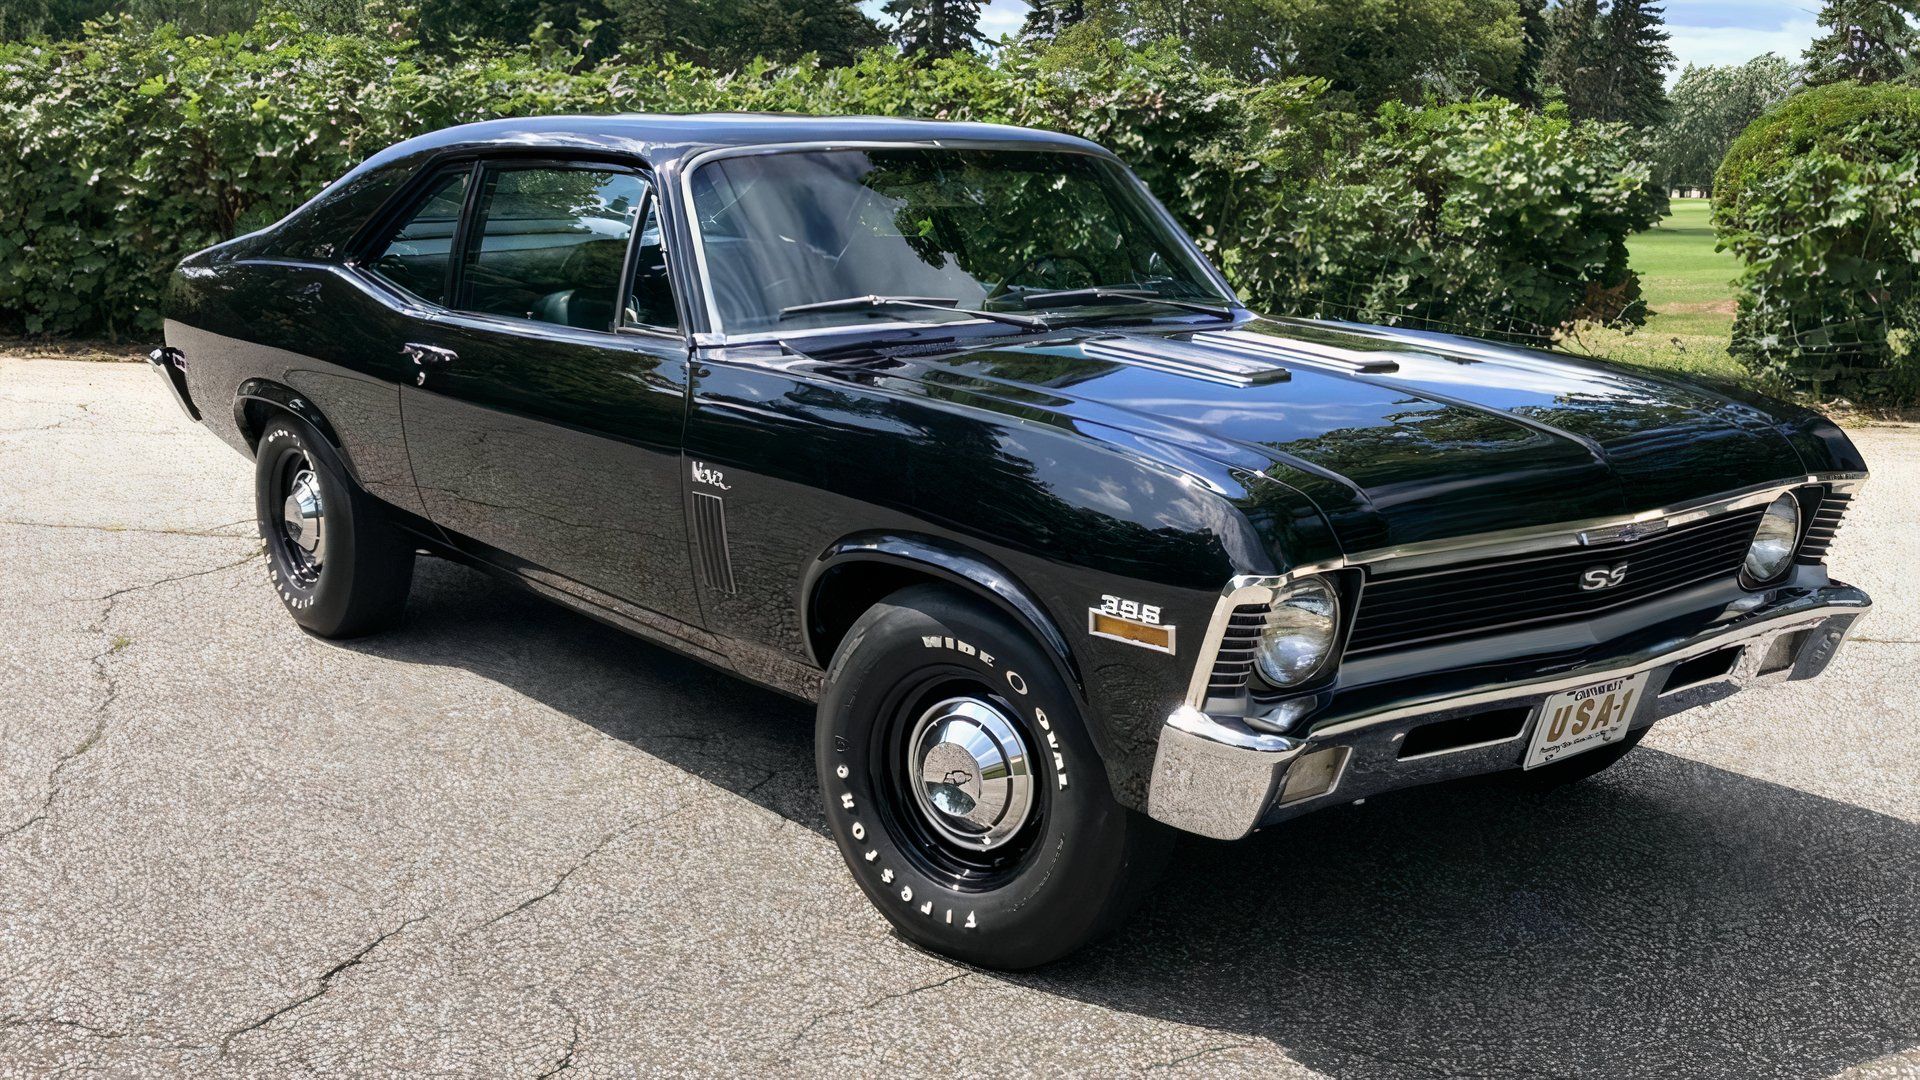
[2,356,1916,1078]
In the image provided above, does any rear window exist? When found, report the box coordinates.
[367,169,470,305]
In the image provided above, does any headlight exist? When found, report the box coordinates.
[1744,493,1800,583]
[1255,575,1340,687]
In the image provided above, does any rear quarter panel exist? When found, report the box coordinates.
[164,252,426,517]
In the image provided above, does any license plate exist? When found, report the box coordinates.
[1523,672,1648,769]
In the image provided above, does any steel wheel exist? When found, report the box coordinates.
[871,673,1047,891]
[817,584,1172,968]
[252,416,413,638]
[272,456,326,583]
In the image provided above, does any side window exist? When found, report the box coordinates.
[368,168,470,305]
[462,165,648,332]
[624,200,679,331]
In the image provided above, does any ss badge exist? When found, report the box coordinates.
[1580,561,1629,591]
[1088,594,1176,655]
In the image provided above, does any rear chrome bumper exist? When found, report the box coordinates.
[147,347,200,421]
[1146,582,1871,840]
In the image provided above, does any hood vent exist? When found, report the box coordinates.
[1195,329,1404,374]
[1082,327,1425,387]
[1083,337,1293,388]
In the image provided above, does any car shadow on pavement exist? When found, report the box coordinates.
[1053,761,1920,1079]
[346,558,832,831]
[355,559,1920,1080]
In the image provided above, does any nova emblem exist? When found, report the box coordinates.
[1580,562,1629,591]
[690,460,732,490]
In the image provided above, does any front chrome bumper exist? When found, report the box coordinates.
[1146,582,1871,840]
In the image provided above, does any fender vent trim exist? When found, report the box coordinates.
[691,491,736,594]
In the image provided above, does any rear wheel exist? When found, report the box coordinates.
[816,584,1170,969]
[254,415,413,638]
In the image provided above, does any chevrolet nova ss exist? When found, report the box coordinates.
[153,115,1871,968]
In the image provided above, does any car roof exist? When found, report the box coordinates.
[361,113,1113,174]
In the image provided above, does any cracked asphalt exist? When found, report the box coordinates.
[3,356,1918,1078]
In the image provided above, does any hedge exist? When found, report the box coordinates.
[1715,81,1920,400]
[0,19,1660,342]
[1713,81,1920,231]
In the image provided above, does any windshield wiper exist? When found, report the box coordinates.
[1009,287,1235,319]
[778,294,1048,329]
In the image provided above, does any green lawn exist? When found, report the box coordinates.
[1575,198,1745,380]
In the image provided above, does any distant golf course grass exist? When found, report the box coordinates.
[1577,198,1745,381]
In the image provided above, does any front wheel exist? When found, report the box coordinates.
[816,585,1170,969]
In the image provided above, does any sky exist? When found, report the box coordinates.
[862,0,1823,77]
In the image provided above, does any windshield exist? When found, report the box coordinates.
[688,147,1233,334]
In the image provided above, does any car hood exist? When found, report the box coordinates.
[801,317,1816,556]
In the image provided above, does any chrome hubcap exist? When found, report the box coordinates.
[281,468,325,569]
[907,696,1033,850]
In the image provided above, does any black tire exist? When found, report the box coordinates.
[254,414,414,638]
[816,584,1171,969]
[1500,724,1650,792]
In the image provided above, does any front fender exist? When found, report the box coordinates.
[803,532,1080,688]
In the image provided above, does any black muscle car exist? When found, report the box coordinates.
[153,114,1872,969]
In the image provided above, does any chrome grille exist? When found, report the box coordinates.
[1346,506,1766,655]
[1205,603,1270,696]
[1797,487,1851,564]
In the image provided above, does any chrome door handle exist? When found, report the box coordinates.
[402,343,458,385]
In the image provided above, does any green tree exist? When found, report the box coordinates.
[0,0,113,40]
[1021,0,1088,39]
[1599,0,1672,125]
[417,0,614,55]
[1271,0,1524,106]
[1654,54,1797,192]
[1802,0,1920,85]
[1035,0,1523,107]
[614,0,883,67]
[1501,0,1552,106]
[1540,0,1606,111]
[64,0,268,36]
[883,0,987,57]
[2,0,374,40]
[1542,0,1671,126]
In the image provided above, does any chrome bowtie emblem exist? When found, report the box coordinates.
[1579,518,1670,546]
[1581,561,1629,591]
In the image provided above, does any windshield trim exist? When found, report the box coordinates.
[677,139,1240,340]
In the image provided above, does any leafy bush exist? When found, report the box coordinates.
[0,18,1659,342]
[1232,99,1660,341]
[1714,81,1920,400]
[1713,81,1920,229]
[1721,145,1920,400]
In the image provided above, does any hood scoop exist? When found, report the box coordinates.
[1080,327,1429,389]
[1083,336,1293,388]
[1193,329,1407,374]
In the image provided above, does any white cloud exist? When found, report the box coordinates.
[978,0,1028,38]
[860,0,1029,40]
[1665,19,1821,75]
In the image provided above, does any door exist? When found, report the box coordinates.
[391,160,704,630]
